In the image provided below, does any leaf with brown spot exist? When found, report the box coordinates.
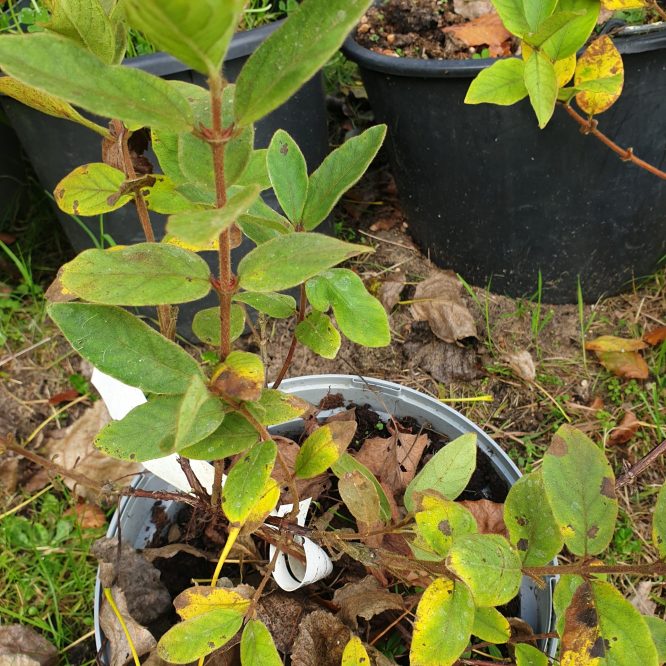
[596,351,649,380]
[608,411,640,446]
[333,577,403,631]
[459,499,508,538]
[644,326,666,346]
[212,351,265,402]
[443,12,511,49]
[585,335,648,352]
[560,581,602,666]
[574,35,624,116]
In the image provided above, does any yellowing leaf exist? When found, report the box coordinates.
[211,351,265,402]
[54,163,131,216]
[241,477,281,533]
[575,35,624,115]
[295,421,357,479]
[173,586,250,620]
[585,335,648,352]
[601,0,646,9]
[341,636,370,666]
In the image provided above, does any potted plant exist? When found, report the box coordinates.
[342,0,666,303]
[0,0,329,338]
[2,1,666,665]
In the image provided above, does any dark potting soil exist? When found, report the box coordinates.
[355,0,518,60]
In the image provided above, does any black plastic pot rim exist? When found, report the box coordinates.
[123,18,284,77]
[342,19,666,79]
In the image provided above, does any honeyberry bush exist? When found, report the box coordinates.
[1,0,666,664]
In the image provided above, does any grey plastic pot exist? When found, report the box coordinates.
[94,374,557,661]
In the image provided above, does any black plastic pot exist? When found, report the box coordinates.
[1,21,329,336]
[0,115,25,207]
[93,375,557,664]
[343,24,666,303]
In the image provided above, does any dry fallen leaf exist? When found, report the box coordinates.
[608,411,640,446]
[644,326,666,346]
[585,335,648,352]
[443,13,511,50]
[0,456,20,494]
[47,389,80,406]
[65,502,107,529]
[99,587,156,666]
[410,271,477,344]
[355,429,430,495]
[459,499,508,538]
[369,216,400,232]
[43,401,141,500]
[256,592,319,653]
[0,625,57,666]
[453,0,494,19]
[504,350,536,383]
[596,351,649,380]
[333,576,404,630]
[378,277,405,313]
[629,581,656,615]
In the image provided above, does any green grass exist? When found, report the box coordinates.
[0,484,106,665]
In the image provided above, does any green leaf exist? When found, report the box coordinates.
[302,125,386,231]
[222,440,277,525]
[491,0,530,35]
[447,534,522,607]
[523,0,558,31]
[338,470,382,526]
[653,482,666,558]
[47,0,118,64]
[295,311,341,359]
[331,453,392,522]
[212,351,265,402]
[59,243,211,305]
[157,608,243,664]
[504,469,564,566]
[472,607,511,644]
[644,616,666,664]
[413,493,478,560]
[410,578,475,666]
[295,421,357,479]
[341,636,371,666]
[241,619,282,666]
[48,303,201,394]
[192,305,245,347]
[0,33,192,132]
[233,292,297,319]
[54,163,131,216]
[591,580,659,666]
[465,58,528,106]
[526,10,594,60]
[237,233,372,293]
[523,50,558,128]
[514,644,549,666]
[181,412,260,460]
[305,268,390,347]
[542,424,617,556]
[234,0,373,125]
[553,574,584,636]
[244,389,311,426]
[267,129,309,223]
[0,77,108,137]
[143,175,205,214]
[96,387,225,461]
[167,185,260,247]
[236,149,272,191]
[124,0,245,75]
[238,199,292,245]
[404,433,477,512]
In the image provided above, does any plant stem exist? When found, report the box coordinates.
[211,525,241,586]
[211,459,225,510]
[616,439,666,489]
[272,283,307,389]
[562,104,666,181]
[649,0,666,21]
[208,73,233,361]
[524,561,666,577]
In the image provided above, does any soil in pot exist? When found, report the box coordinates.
[96,398,534,665]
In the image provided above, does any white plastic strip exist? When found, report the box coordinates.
[91,368,333,590]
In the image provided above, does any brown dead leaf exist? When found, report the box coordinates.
[290,610,352,666]
[355,429,429,495]
[608,411,640,446]
[644,326,666,346]
[589,396,605,411]
[443,12,510,48]
[596,351,649,380]
[47,389,80,406]
[256,592,319,653]
[99,587,156,666]
[0,625,57,666]
[560,581,601,664]
[272,435,330,501]
[585,335,648,352]
[410,271,477,344]
[453,0,494,19]
[65,502,107,529]
[508,617,537,645]
[378,277,405,313]
[630,581,656,615]
[43,401,141,500]
[369,216,399,232]
[0,232,16,244]
[459,499,508,538]
[333,576,404,631]
[504,350,536,382]
[141,542,217,563]
[0,456,20,493]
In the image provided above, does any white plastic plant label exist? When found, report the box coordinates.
[90,367,333,590]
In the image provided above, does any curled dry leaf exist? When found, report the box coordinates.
[644,326,666,346]
[64,502,107,529]
[410,271,477,345]
[100,587,156,666]
[333,576,404,631]
[504,350,536,383]
[141,542,218,563]
[608,411,640,446]
[459,499,508,538]
[0,625,57,666]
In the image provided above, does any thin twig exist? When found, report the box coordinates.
[616,439,666,489]
[0,337,52,368]
[272,282,307,389]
